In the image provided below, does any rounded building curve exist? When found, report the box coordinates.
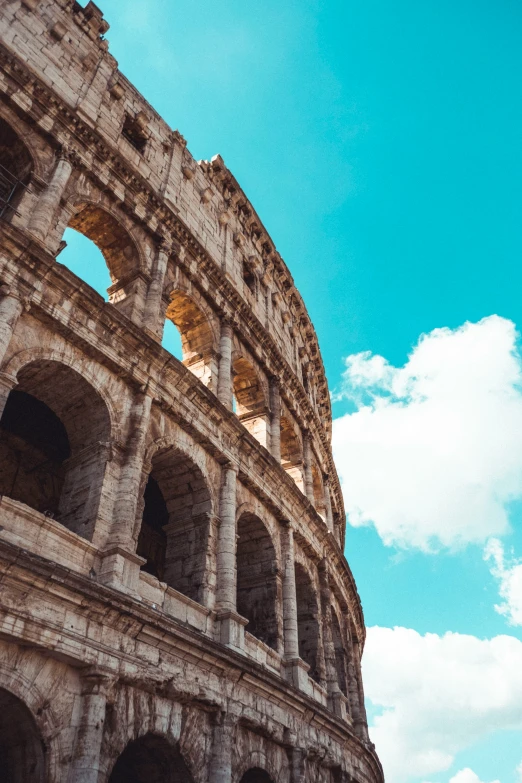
[0,3,382,783]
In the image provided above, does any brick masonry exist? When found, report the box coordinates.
[0,1,384,782]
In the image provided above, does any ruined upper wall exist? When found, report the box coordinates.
[1,0,332,431]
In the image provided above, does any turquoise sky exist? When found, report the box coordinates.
[66,2,522,781]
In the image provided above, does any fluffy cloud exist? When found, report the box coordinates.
[363,627,522,783]
[485,539,522,626]
[449,770,500,783]
[332,316,522,551]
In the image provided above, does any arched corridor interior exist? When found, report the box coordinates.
[331,609,348,696]
[0,116,32,216]
[295,562,321,683]
[108,733,193,783]
[240,769,275,783]
[0,360,111,539]
[0,688,45,783]
[165,290,216,387]
[236,512,278,649]
[232,356,269,447]
[137,447,212,604]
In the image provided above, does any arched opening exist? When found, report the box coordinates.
[137,447,212,604]
[165,290,216,387]
[280,415,304,491]
[58,228,112,301]
[240,770,274,783]
[236,512,278,649]
[161,318,183,362]
[61,205,141,318]
[331,609,348,696]
[0,687,45,783]
[0,117,33,218]
[232,356,269,448]
[312,463,326,519]
[294,562,321,683]
[108,733,194,783]
[0,360,111,539]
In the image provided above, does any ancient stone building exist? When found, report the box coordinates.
[0,2,384,782]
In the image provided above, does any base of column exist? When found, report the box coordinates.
[215,610,248,652]
[282,657,310,691]
[328,690,351,722]
[98,546,146,596]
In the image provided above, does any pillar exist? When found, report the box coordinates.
[290,747,306,783]
[324,479,334,532]
[142,239,171,335]
[269,376,281,462]
[303,432,314,503]
[216,320,233,409]
[351,631,370,741]
[208,711,236,783]
[99,391,152,592]
[69,668,114,783]
[29,150,73,242]
[319,558,342,705]
[281,522,299,659]
[215,462,238,612]
[0,285,22,366]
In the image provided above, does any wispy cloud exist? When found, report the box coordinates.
[332,316,522,551]
[485,539,522,626]
[364,626,522,783]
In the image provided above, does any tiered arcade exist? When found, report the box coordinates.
[0,2,383,782]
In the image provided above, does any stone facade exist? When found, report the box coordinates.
[0,2,384,782]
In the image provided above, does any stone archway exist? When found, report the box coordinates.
[240,769,275,783]
[0,687,46,783]
[108,733,194,783]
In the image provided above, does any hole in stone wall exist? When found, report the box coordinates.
[240,770,275,783]
[242,260,256,295]
[0,117,32,218]
[236,512,278,649]
[0,688,45,783]
[280,415,304,491]
[161,318,183,362]
[58,228,111,300]
[232,356,269,446]
[0,360,111,540]
[121,113,148,154]
[137,447,212,604]
[108,733,194,783]
[165,291,215,387]
[295,562,321,683]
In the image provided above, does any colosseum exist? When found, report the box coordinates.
[0,2,383,782]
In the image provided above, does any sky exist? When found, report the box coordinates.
[66,2,522,781]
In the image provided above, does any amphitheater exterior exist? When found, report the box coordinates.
[0,2,383,782]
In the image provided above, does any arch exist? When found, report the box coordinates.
[108,732,194,783]
[0,687,46,783]
[0,115,33,218]
[0,359,111,539]
[165,289,217,387]
[331,608,348,696]
[294,561,321,683]
[236,511,278,649]
[240,770,275,783]
[137,445,213,604]
[234,750,284,783]
[280,415,304,490]
[232,355,269,447]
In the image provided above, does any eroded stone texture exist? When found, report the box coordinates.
[0,1,383,781]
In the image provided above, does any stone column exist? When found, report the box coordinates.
[269,377,281,462]
[69,668,114,783]
[303,432,314,503]
[99,391,152,592]
[350,632,370,741]
[215,462,238,612]
[216,320,233,409]
[142,239,171,335]
[324,479,334,532]
[319,558,343,716]
[29,150,73,242]
[281,522,299,659]
[290,747,306,783]
[0,285,22,365]
[208,711,236,783]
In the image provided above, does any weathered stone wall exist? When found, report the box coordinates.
[0,1,383,782]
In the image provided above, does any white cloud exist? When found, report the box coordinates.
[485,539,522,626]
[363,626,522,783]
[516,761,522,781]
[449,769,500,783]
[332,316,522,551]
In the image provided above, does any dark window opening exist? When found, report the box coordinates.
[242,261,256,294]
[295,562,321,683]
[0,118,32,218]
[122,113,148,154]
[137,475,168,579]
[240,770,275,783]
[109,733,194,783]
[0,688,45,783]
